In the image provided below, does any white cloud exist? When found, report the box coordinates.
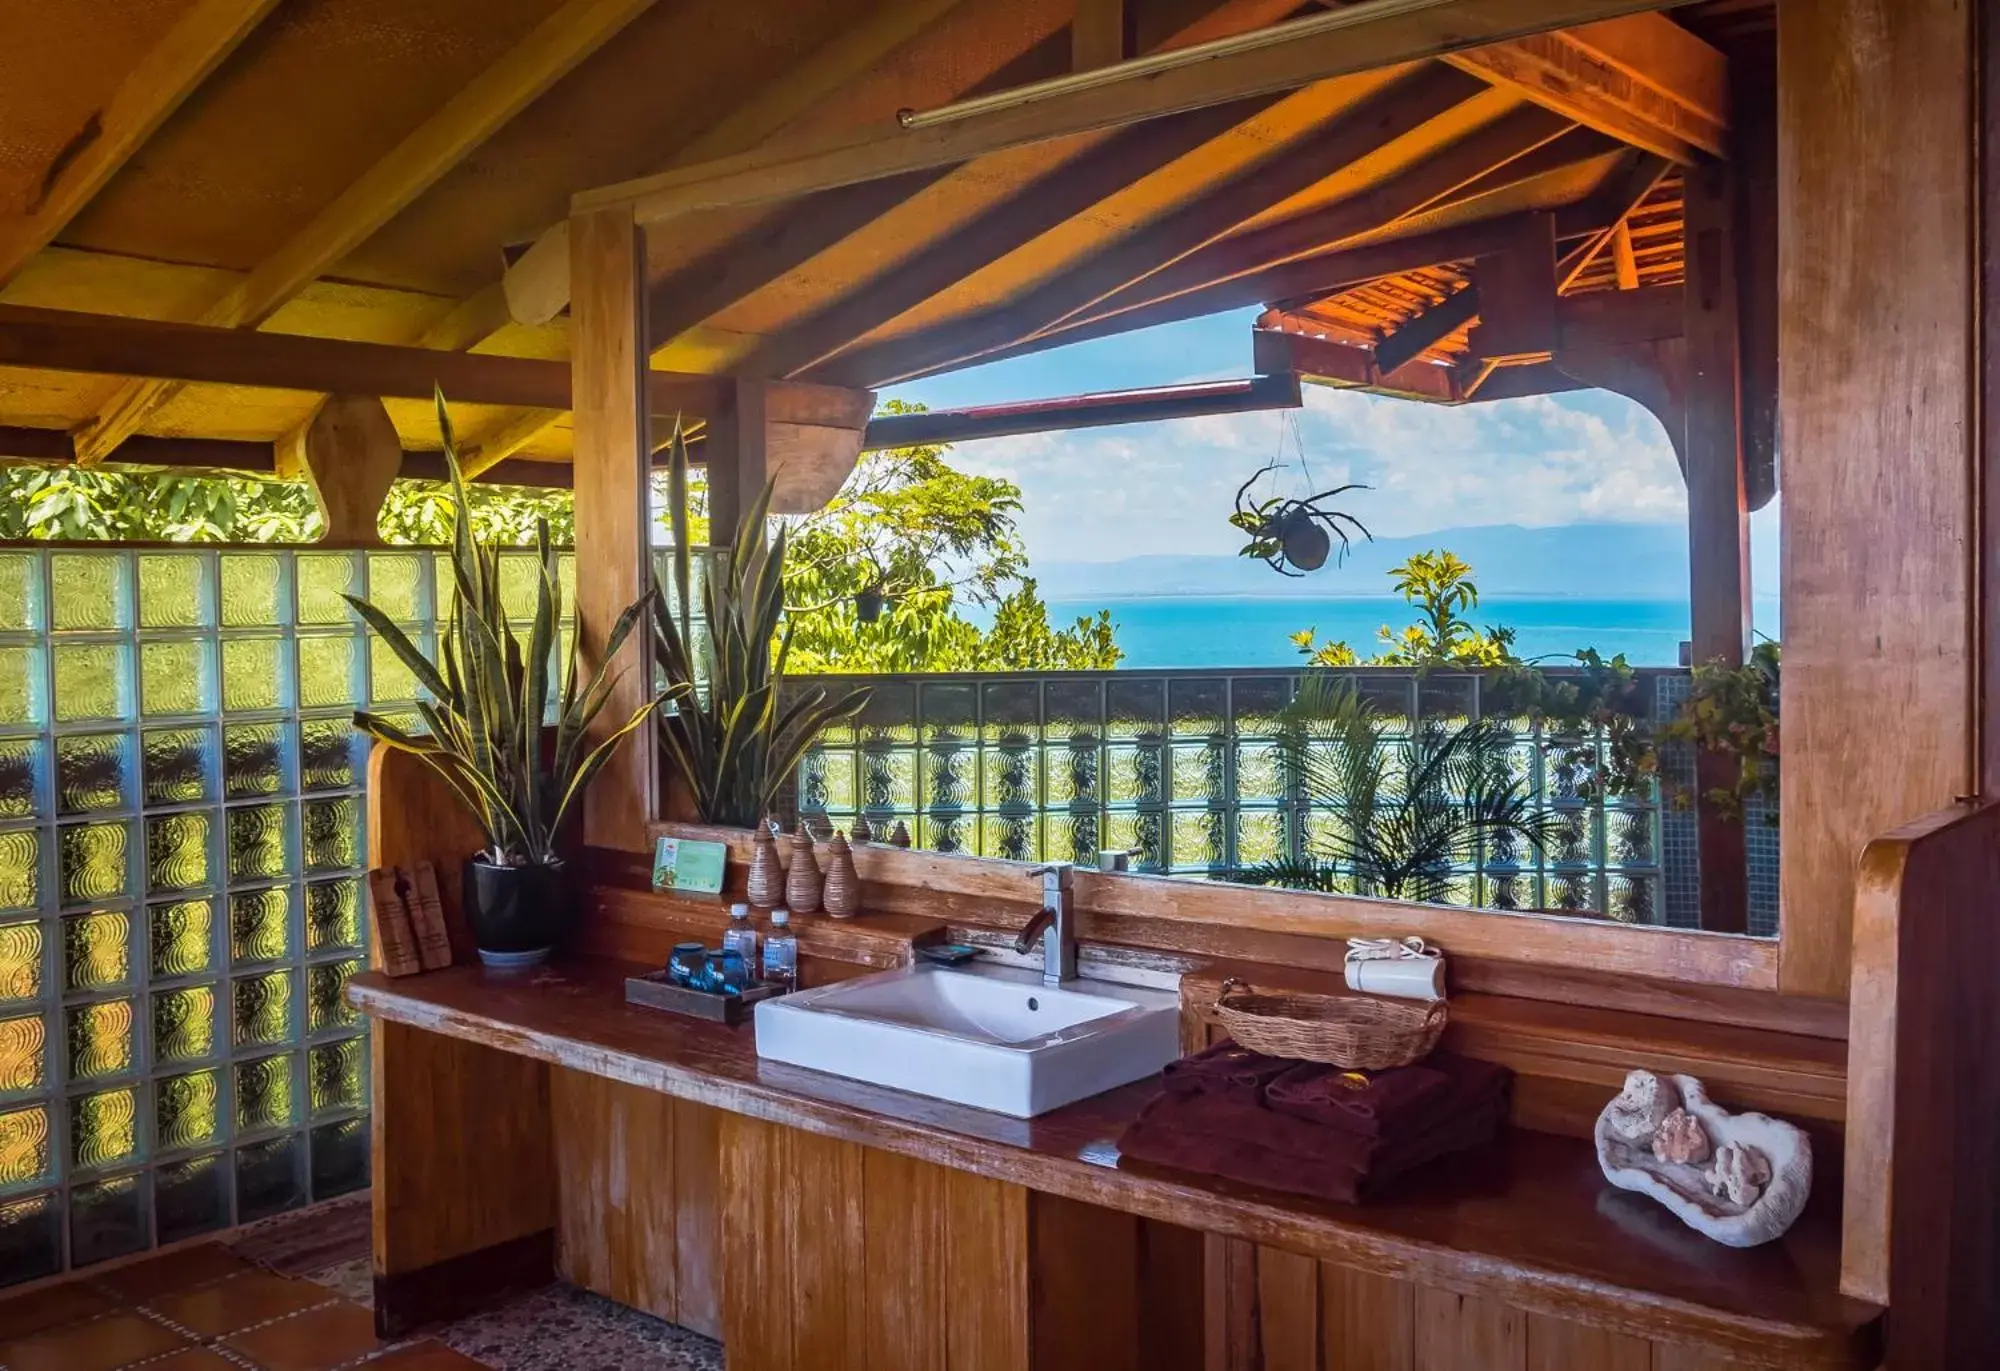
[937,385,1685,564]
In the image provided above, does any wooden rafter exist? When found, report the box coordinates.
[0,304,871,426]
[1443,13,1726,162]
[478,0,1309,473]
[742,95,1283,380]
[1073,0,1131,70]
[1373,282,1479,374]
[650,0,1303,355]
[71,0,663,464]
[1037,101,1580,339]
[501,0,976,327]
[861,372,1300,448]
[1557,150,1672,289]
[0,0,282,289]
[789,66,1489,386]
[817,98,1580,387]
[571,0,1695,227]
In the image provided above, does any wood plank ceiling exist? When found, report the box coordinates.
[0,0,1767,482]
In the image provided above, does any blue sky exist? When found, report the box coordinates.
[882,310,1780,593]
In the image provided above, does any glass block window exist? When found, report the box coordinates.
[0,547,457,1284]
[790,668,1766,928]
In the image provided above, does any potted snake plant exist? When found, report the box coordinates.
[347,389,676,965]
[653,424,869,828]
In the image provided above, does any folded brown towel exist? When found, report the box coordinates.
[1118,1094,1506,1204]
[1161,1040,1296,1105]
[1265,1052,1510,1141]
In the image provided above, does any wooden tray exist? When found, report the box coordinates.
[624,971,783,1025]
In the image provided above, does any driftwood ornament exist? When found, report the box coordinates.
[786,823,823,914]
[821,833,861,917]
[746,824,784,908]
[1595,1070,1810,1248]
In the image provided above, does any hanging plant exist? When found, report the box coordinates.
[1229,461,1371,576]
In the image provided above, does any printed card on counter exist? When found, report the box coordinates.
[653,835,728,896]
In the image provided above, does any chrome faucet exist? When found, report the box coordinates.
[1012,862,1077,986]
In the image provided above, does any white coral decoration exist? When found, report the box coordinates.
[1605,1069,1677,1143]
[1706,1142,1772,1208]
[1652,1108,1712,1165]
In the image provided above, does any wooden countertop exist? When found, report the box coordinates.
[350,961,1880,1370]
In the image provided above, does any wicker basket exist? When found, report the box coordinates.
[1210,978,1447,1070]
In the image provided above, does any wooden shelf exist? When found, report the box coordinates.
[350,960,1880,1369]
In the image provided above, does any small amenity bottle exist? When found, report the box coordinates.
[722,902,762,979]
[762,908,798,992]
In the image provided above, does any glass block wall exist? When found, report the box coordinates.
[793,668,1779,931]
[0,546,463,1286]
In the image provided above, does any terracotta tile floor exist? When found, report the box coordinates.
[0,1193,722,1371]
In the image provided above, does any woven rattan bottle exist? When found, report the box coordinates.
[821,833,860,917]
[746,822,784,908]
[785,822,823,914]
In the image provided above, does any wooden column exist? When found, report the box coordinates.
[570,206,655,851]
[1779,0,1975,996]
[1681,157,1751,935]
[704,374,769,541]
[276,395,401,543]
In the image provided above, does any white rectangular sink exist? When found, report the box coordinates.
[753,962,1179,1117]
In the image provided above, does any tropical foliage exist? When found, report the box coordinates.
[0,463,574,545]
[343,393,667,867]
[654,427,870,828]
[1659,640,1781,821]
[1291,550,1517,668]
[1236,673,1564,903]
[778,403,1121,672]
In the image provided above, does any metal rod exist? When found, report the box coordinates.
[896,0,1683,131]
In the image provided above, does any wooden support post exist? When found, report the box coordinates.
[570,207,655,852]
[705,376,770,542]
[1682,157,1751,935]
[275,395,402,543]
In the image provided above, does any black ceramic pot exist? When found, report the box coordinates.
[462,858,572,967]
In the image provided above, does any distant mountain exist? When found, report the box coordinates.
[1032,523,1763,601]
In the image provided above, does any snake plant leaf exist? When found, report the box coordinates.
[341,595,450,702]
[347,390,673,867]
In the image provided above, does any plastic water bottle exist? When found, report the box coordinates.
[761,907,798,992]
[722,902,762,980]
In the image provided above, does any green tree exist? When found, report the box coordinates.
[0,465,572,546]
[1292,549,1517,667]
[0,403,1119,674]
[774,403,1120,672]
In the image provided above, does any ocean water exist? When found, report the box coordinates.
[1040,597,1783,669]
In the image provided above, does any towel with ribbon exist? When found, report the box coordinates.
[1343,935,1446,1000]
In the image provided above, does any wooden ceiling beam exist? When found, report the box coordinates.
[822,97,1577,387]
[1443,13,1727,162]
[798,66,1489,386]
[0,303,735,413]
[861,372,1300,448]
[743,94,1283,380]
[503,0,977,328]
[572,0,1693,226]
[1062,101,1578,333]
[0,0,282,289]
[649,0,1304,356]
[71,0,662,464]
